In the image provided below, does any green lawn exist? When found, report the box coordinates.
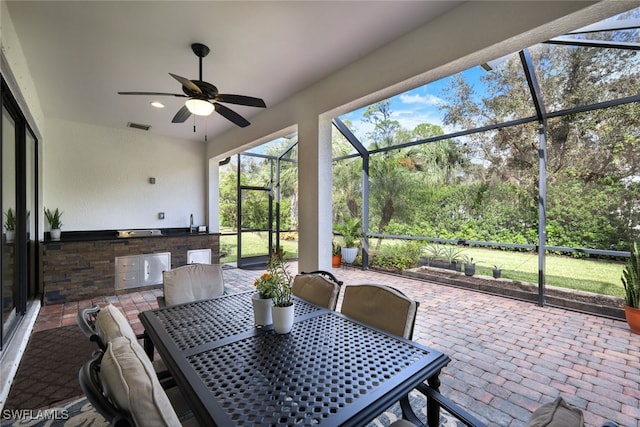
[219,232,625,298]
[462,247,625,298]
[219,231,298,263]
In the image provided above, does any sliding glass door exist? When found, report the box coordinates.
[2,105,18,348]
[1,78,39,350]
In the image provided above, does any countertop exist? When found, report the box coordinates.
[42,228,217,243]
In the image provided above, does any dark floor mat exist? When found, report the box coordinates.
[4,325,96,410]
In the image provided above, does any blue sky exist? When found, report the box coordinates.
[339,65,489,143]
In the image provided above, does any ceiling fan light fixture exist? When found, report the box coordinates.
[185,98,214,116]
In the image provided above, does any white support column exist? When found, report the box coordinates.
[297,115,333,273]
[207,158,220,233]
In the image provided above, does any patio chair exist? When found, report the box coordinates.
[292,270,343,310]
[79,336,197,427]
[159,263,225,307]
[392,389,618,427]
[77,304,170,384]
[340,284,418,339]
[78,304,152,357]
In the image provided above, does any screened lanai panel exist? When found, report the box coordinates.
[368,120,539,245]
[545,107,640,252]
[535,42,640,113]
[332,156,363,224]
[238,154,272,188]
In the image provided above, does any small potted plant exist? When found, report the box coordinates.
[268,254,295,334]
[492,265,502,279]
[443,246,463,271]
[332,241,342,268]
[44,207,63,241]
[253,268,279,327]
[462,255,475,276]
[3,208,16,243]
[622,241,640,334]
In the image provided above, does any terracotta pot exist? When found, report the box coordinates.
[624,304,640,334]
[331,255,342,268]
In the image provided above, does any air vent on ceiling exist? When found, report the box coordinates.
[127,122,151,131]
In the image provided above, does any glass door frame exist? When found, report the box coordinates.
[236,153,274,269]
[1,76,39,350]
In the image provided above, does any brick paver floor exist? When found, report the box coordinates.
[32,263,640,427]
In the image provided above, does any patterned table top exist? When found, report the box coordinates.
[140,291,449,426]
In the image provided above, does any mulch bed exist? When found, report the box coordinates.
[4,325,96,410]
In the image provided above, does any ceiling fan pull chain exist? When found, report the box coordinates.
[193,114,196,133]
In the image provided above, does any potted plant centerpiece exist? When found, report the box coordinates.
[268,254,294,334]
[3,208,16,243]
[334,216,362,265]
[332,240,342,268]
[45,208,63,241]
[622,241,640,334]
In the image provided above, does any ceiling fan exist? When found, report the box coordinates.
[118,43,266,128]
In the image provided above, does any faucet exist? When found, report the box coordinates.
[190,214,194,233]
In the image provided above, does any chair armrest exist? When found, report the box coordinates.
[400,383,487,427]
[77,305,101,338]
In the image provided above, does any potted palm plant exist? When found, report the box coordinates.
[622,241,640,334]
[3,208,16,243]
[334,216,362,264]
[45,207,63,241]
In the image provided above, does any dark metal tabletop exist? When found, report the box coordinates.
[139,291,450,427]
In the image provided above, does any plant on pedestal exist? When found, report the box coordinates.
[45,208,63,241]
[3,208,15,243]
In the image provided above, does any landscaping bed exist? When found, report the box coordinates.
[403,266,625,320]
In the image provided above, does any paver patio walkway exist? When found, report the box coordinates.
[33,263,640,427]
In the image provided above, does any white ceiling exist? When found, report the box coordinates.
[5,1,463,142]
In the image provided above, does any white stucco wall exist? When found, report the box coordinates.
[43,117,206,231]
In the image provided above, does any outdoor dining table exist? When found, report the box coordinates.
[139,291,451,426]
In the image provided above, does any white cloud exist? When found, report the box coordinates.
[398,93,441,106]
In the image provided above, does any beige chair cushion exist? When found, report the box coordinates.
[292,274,340,310]
[162,263,224,306]
[100,336,182,427]
[95,304,138,344]
[341,284,417,339]
[525,397,584,427]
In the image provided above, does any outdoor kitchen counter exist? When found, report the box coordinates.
[40,230,221,304]
[41,228,214,243]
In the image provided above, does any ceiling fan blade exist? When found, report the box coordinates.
[171,105,192,123]
[215,94,266,108]
[214,103,250,128]
[118,91,187,97]
[169,73,202,94]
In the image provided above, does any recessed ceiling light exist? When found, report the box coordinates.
[150,101,165,109]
